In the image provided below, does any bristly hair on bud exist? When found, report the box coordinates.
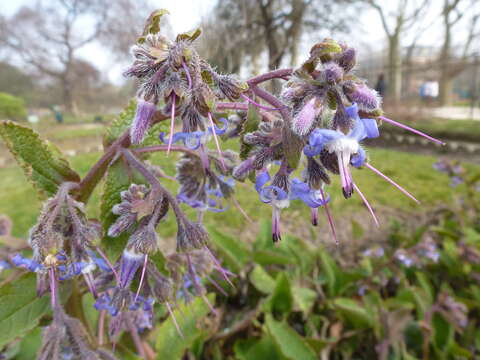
[291,98,321,136]
[176,219,209,252]
[130,99,158,145]
[345,83,382,111]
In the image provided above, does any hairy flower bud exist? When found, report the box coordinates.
[176,220,209,252]
[292,98,321,136]
[322,62,344,84]
[337,47,356,72]
[130,99,157,145]
[345,83,381,111]
[214,74,248,100]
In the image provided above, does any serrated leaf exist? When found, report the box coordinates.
[249,265,275,294]
[265,314,316,360]
[332,298,373,328]
[206,226,249,272]
[0,121,80,197]
[240,103,261,160]
[0,273,50,348]
[104,99,136,145]
[100,160,132,261]
[155,294,214,359]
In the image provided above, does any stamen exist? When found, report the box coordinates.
[134,254,148,302]
[365,163,420,204]
[232,197,253,223]
[83,272,97,298]
[320,188,338,245]
[379,116,446,145]
[201,293,217,315]
[166,301,184,338]
[206,275,228,296]
[49,267,57,308]
[167,94,176,155]
[241,93,286,111]
[96,247,120,283]
[207,112,226,171]
[311,208,318,226]
[204,246,235,288]
[272,207,282,243]
[353,183,379,227]
[182,59,192,90]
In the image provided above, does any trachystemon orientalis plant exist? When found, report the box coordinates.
[0,9,445,359]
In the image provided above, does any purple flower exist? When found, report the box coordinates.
[450,176,463,187]
[130,99,157,145]
[346,83,381,111]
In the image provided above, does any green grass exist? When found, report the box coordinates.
[0,144,458,241]
[387,117,480,142]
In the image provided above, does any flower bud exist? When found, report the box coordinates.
[292,98,321,136]
[345,83,381,111]
[130,99,157,144]
[337,47,356,72]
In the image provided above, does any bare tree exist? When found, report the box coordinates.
[364,0,431,103]
[100,0,165,59]
[0,0,108,113]
[198,0,352,75]
[439,0,479,105]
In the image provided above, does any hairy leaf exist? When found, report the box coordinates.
[0,273,50,348]
[100,160,132,261]
[0,121,80,197]
[249,265,275,294]
[103,99,136,146]
[239,103,261,160]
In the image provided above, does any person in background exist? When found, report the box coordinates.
[375,73,386,97]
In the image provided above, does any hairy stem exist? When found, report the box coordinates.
[247,68,293,86]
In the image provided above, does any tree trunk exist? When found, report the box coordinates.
[61,76,75,114]
[439,16,452,106]
[387,34,402,103]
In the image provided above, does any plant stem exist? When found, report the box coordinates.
[135,145,199,157]
[249,84,292,124]
[247,68,293,86]
[216,102,248,111]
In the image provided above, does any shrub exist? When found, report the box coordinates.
[0,92,27,121]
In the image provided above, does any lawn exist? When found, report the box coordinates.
[0,141,458,245]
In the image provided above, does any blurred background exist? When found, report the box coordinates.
[0,0,479,239]
[0,1,480,358]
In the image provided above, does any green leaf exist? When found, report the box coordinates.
[432,313,454,352]
[239,103,261,160]
[282,126,303,169]
[100,160,132,261]
[267,273,293,314]
[235,336,287,360]
[318,249,340,296]
[104,99,136,145]
[249,265,276,294]
[206,226,249,272]
[0,121,80,197]
[16,328,42,360]
[265,314,317,360]
[293,287,317,314]
[155,294,214,359]
[0,273,50,348]
[332,298,373,328]
[252,250,294,266]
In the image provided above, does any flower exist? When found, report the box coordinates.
[159,117,228,150]
[304,103,379,198]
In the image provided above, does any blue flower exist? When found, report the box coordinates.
[11,254,44,272]
[255,170,289,205]
[290,178,330,208]
[159,117,227,150]
[303,103,379,197]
